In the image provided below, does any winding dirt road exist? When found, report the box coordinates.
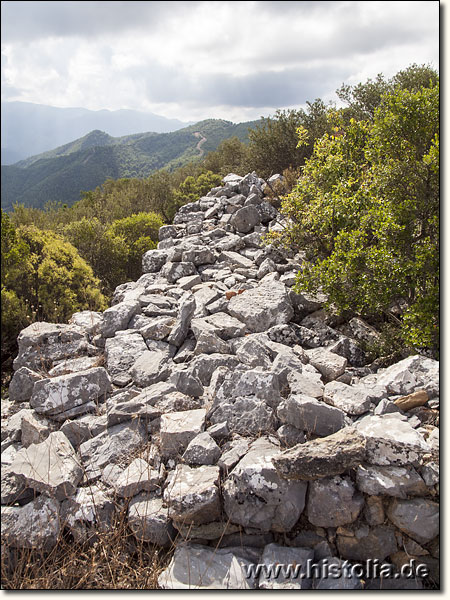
[193,131,207,156]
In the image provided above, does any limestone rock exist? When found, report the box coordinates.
[8,367,43,403]
[355,414,431,466]
[30,367,111,418]
[11,431,83,500]
[209,395,275,436]
[230,205,261,233]
[356,464,428,498]
[164,464,221,524]
[113,458,161,498]
[128,493,176,546]
[158,544,256,589]
[142,249,169,273]
[105,331,148,381]
[182,432,221,466]
[2,496,61,550]
[227,280,294,333]
[258,544,314,589]
[167,292,196,347]
[273,427,367,480]
[323,381,372,415]
[160,408,206,458]
[375,355,439,397]
[61,486,115,542]
[100,300,141,338]
[223,437,308,532]
[129,350,172,387]
[277,395,346,437]
[337,525,398,561]
[306,476,364,528]
[305,348,347,381]
[386,498,439,544]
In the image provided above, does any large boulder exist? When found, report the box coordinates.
[30,367,111,418]
[277,395,346,437]
[223,437,308,532]
[158,544,256,589]
[375,355,439,397]
[2,496,61,550]
[227,279,294,333]
[273,427,367,480]
[10,431,83,500]
[306,476,364,527]
[100,300,141,338]
[129,350,173,387]
[386,498,439,544]
[164,464,221,525]
[160,408,206,458]
[8,367,43,403]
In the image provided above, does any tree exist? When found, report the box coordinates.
[1,216,106,367]
[173,171,222,207]
[203,137,249,175]
[276,80,439,354]
[247,104,332,179]
[107,212,163,281]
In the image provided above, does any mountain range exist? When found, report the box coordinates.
[1,118,259,211]
[1,101,193,165]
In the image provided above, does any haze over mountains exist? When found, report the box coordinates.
[1,101,193,164]
[1,117,259,211]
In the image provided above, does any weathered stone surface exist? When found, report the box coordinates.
[79,420,147,478]
[230,205,261,233]
[164,464,221,524]
[107,393,161,427]
[364,496,385,526]
[287,371,324,399]
[258,544,314,589]
[200,312,246,339]
[223,437,308,532]
[8,367,43,403]
[190,354,240,385]
[139,316,175,341]
[337,525,398,561]
[356,465,428,498]
[323,381,372,415]
[313,557,363,590]
[214,368,281,407]
[394,389,429,411]
[306,476,364,527]
[21,411,52,447]
[101,300,141,338]
[305,348,347,381]
[158,544,256,589]
[160,408,206,458]
[209,396,275,436]
[13,322,89,371]
[173,520,240,541]
[48,356,101,377]
[113,458,161,497]
[161,261,196,284]
[11,431,83,500]
[277,424,306,448]
[105,331,148,380]
[194,330,230,355]
[375,355,439,397]
[2,496,61,550]
[387,498,439,544]
[30,367,111,417]
[61,486,115,542]
[182,432,221,466]
[60,414,107,448]
[182,247,216,266]
[129,350,172,387]
[218,438,250,473]
[234,335,273,369]
[228,279,294,333]
[142,249,169,273]
[167,292,196,347]
[355,414,431,466]
[128,493,176,546]
[277,395,346,437]
[171,369,204,397]
[273,427,367,481]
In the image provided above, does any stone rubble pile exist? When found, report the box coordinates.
[2,172,439,589]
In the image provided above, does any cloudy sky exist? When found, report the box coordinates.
[1,0,439,123]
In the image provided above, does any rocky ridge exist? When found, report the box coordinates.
[1,172,439,589]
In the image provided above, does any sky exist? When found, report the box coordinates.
[1,0,440,123]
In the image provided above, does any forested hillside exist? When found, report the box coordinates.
[1,65,439,376]
[1,119,260,211]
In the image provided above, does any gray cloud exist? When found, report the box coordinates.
[1,1,201,41]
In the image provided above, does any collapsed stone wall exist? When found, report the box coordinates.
[1,172,439,589]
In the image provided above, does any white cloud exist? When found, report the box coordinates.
[0,0,439,122]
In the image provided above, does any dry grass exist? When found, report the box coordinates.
[1,506,172,589]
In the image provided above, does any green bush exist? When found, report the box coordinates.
[275,80,439,355]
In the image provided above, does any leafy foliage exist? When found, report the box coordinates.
[276,78,439,354]
[1,212,106,364]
